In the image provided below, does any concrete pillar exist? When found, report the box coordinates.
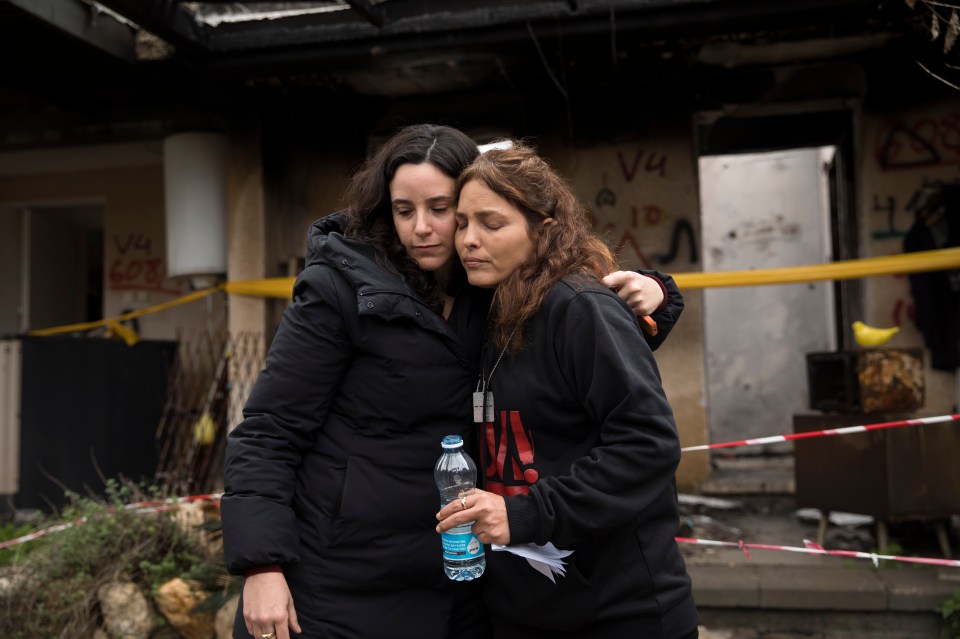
[226,128,267,431]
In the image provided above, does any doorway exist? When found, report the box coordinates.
[696,107,859,447]
[0,204,104,335]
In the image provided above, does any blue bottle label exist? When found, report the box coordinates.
[441,527,484,561]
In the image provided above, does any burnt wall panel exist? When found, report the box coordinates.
[17,336,175,511]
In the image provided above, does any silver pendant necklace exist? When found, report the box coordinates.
[473,327,517,424]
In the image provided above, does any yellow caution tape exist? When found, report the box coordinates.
[104,320,140,347]
[26,247,960,338]
[28,286,222,337]
[671,246,960,290]
[220,247,960,295]
[222,278,294,299]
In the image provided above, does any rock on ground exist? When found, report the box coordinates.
[155,577,215,639]
[97,581,156,639]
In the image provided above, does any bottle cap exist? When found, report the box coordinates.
[441,435,463,449]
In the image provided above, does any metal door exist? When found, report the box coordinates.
[699,148,837,446]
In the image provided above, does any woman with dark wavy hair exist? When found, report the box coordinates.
[438,140,698,639]
[341,125,477,315]
[222,125,684,639]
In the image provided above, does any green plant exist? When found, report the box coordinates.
[140,550,205,596]
[0,522,38,567]
[941,588,960,639]
[0,479,224,639]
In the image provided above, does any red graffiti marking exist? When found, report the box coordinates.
[645,153,667,178]
[618,151,642,182]
[617,149,668,181]
[891,299,915,327]
[875,113,960,170]
[628,205,665,228]
[612,230,654,268]
[593,216,668,267]
[113,233,152,256]
[644,205,664,226]
[109,257,182,294]
[109,233,181,294]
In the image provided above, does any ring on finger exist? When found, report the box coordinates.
[460,496,467,510]
[260,633,276,639]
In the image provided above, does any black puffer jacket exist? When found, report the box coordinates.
[222,223,490,638]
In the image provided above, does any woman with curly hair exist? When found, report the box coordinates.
[438,140,698,639]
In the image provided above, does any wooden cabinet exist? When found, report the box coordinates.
[794,412,960,555]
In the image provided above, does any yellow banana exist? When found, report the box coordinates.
[851,321,900,347]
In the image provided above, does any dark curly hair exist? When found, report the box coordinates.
[343,124,479,313]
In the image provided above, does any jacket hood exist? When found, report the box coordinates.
[304,210,480,347]
[304,211,464,343]
[305,210,420,304]
[307,210,349,265]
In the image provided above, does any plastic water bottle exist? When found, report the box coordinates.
[435,434,486,581]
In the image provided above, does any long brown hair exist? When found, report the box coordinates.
[456,141,617,353]
[343,124,479,313]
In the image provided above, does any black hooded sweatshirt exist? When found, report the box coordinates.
[480,276,697,639]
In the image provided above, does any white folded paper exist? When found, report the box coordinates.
[491,542,574,583]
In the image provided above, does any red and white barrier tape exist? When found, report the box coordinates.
[681,413,960,452]
[3,492,956,570]
[675,536,960,568]
[0,493,222,551]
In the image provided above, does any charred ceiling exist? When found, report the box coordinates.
[0,0,935,151]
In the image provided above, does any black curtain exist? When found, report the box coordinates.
[903,184,960,371]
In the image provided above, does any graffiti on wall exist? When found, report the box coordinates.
[616,149,668,180]
[865,111,960,327]
[589,147,699,268]
[891,296,916,328]
[109,233,182,295]
[870,175,944,241]
[874,113,960,171]
[871,194,904,240]
[653,218,699,265]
